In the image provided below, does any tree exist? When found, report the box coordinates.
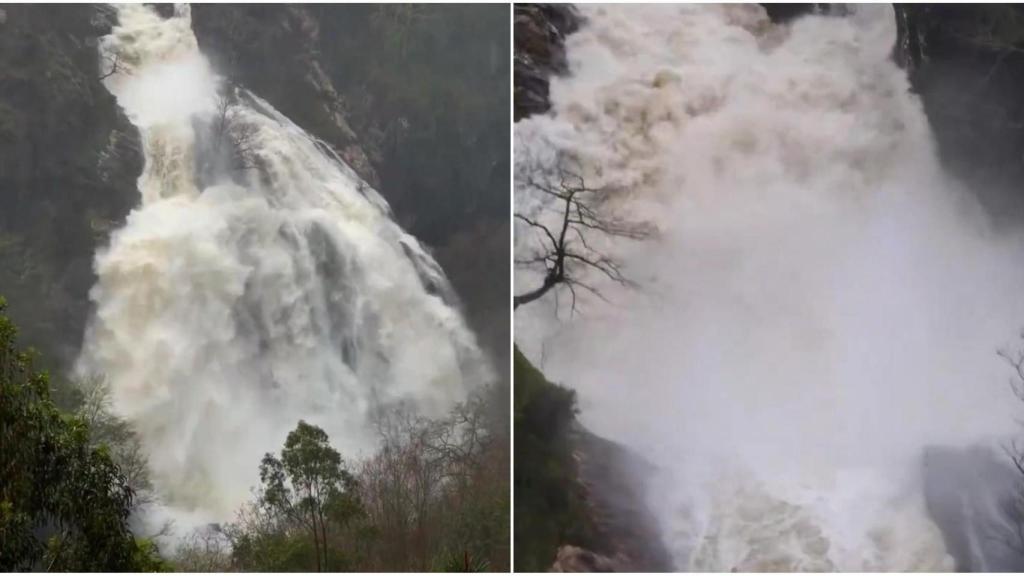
[172,526,232,572]
[75,375,155,509]
[358,395,506,571]
[0,297,166,571]
[198,85,260,188]
[996,338,1024,558]
[98,53,124,81]
[514,152,653,313]
[513,347,596,571]
[225,390,508,571]
[255,421,362,572]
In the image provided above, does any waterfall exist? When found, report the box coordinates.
[516,4,1024,571]
[78,4,488,529]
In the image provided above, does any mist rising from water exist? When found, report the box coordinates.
[515,4,1024,570]
[79,4,487,531]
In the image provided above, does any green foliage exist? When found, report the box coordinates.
[229,521,318,572]
[267,420,359,517]
[130,538,175,572]
[74,376,155,504]
[0,298,164,571]
[222,390,509,572]
[237,420,364,571]
[513,347,597,572]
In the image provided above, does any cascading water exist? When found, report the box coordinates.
[516,4,1024,571]
[78,4,488,530]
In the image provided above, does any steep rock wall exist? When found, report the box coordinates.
[0,4,142,372]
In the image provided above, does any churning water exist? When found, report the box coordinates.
[78,4,487,531]
[516,4,1024,571]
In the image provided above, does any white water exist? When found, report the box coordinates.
[79,5,487,530]
[516,4,1024,571]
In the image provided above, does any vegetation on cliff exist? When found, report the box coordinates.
[513,347,599,571]
[0,5,142,373]
[0,298,168,571]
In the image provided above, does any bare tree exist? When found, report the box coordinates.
[221,391,507,571]
[75,375,155,508]
[209,89,259,174]
[98,53,124,81]
[173,527,232,572]
[357,396,500,570]
[514,152,653,313]
[996,340,1024,555]
[999,341,1024,403]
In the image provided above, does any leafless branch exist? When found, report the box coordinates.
[98,54,124,81]
[206,88,260,177]
[514,152,653,314]
[997,337,1024,555]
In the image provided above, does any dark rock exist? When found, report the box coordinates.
[571,426,674,571]
[896,5,1024,225]
[514,4,580,121]
[146,3,175,19]
[90,4,118,35]
[760,4,849,24]
[762,4,818,23]
[0,4,142,372]
[923,445,1024,572]
[190,5,379,189]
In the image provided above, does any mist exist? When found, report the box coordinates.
[516,4,1024,570]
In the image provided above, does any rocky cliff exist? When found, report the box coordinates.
[896,4,1024,224]
[189,5,379,188]
[765,5,1024,225]
[0,4,142,372]
[514,4,578,121]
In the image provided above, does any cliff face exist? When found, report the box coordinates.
[896,5,1024,224]
[0,4,142,371]
[513,346,671,572]
[761,5,1024,225]
[514,4,579,121]
[190,5,510,374]
[189,5,379,189]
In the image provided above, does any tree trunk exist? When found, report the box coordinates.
[312,523,322,572]
[513,275,558,309]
